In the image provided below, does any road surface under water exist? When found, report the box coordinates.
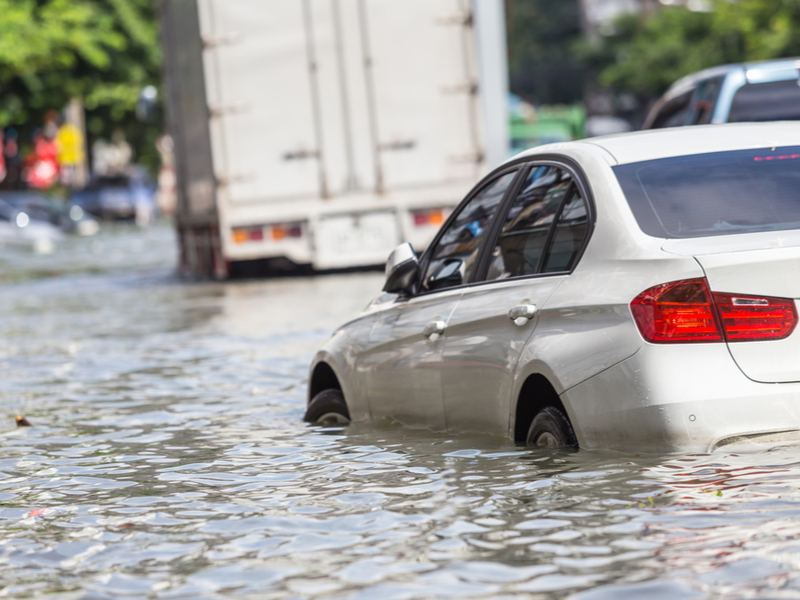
[2,224,800,599]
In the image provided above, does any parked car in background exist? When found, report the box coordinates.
[643,57,800,129]
[0,198,63,253]
[306,122,800,454]
[0,191,99,236]
[71,167,156,225]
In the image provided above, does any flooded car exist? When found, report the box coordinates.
[1,191,99,236]
[0,198,63,253]
[307,122,800,453]
[71,168,156,225]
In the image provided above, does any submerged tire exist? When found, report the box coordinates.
[304,389,351,425]
[526,406,577,448]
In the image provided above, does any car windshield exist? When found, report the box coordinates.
[613,145,800,238]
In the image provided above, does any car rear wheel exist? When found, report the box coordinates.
[526,406,577,448]
[304,389,350,425]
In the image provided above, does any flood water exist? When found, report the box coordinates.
[3,223,800,599]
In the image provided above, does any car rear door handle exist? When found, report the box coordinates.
[423,320,446,339]
[508,304,536,326]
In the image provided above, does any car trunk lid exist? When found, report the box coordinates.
[664,234,800,382]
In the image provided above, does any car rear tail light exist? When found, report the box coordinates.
[412,208,446,227]
[631,278,722,343]
[711,292,797,341]
[631,278,798,343]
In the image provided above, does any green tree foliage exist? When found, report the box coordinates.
[584,0,800,98]
[0,0,161,169]
[505,0,585,104]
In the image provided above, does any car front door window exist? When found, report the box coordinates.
[422,171,516,292]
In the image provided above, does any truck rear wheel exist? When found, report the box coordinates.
[304,389,350,425]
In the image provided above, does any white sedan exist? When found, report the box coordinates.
[306,122,800,453]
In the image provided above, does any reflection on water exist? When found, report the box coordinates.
[1,224,800,599]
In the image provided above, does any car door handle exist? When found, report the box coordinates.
[508,304,536,325]
[423,320,446,338]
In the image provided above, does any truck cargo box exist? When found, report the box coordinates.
[160,0,509,277]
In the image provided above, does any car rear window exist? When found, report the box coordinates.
[728,80,800,122]
[613,146,800,238]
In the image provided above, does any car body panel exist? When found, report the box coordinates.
[662,235,800,382]
[311,314,380,424]
[694,245,800,299]
[441,275,564,436]
[690,246,800,383]
[662,229,800,257]
[565,342,800,453]
[357,286,463,430]
[531,255,704,384]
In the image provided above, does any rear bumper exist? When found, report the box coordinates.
[222,208,444,269]
[563,343,800,453]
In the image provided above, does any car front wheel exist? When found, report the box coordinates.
[526,406,577,448]
[303,389,351,425]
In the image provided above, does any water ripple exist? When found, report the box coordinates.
[1,225,800,598]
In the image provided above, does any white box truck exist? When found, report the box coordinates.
[160,0,509,278]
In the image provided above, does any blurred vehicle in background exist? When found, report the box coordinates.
[0,191,99,236]
[0,198,63,253]
[71,167,157,226]
[643,56,800,129]
[160,0,510,278]
[508,95,586,154]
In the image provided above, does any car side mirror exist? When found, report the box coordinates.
[383,242,419,294]
[427,258,463,291]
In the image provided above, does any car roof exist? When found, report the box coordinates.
[512,121,800,166]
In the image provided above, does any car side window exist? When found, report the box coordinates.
[422,171,516,292]
[688,77,724,125]
[651,90,693,129]
[484,166,571,281]
[728,80,800,122]
[542,186,588,273]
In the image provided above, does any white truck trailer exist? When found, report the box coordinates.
[160,0,509,278]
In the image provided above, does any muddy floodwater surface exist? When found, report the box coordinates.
[3,224,800,599]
